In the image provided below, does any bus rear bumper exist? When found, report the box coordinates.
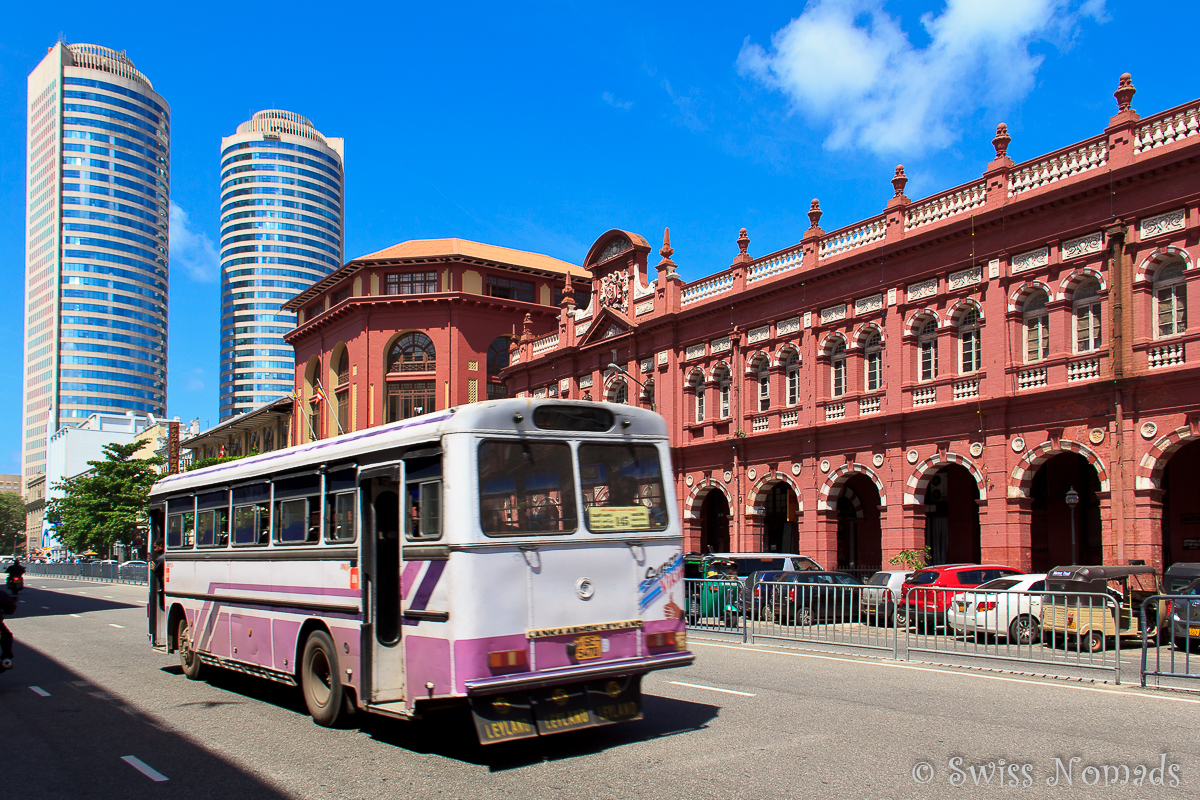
[463,651,693,696]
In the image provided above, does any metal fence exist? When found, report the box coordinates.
[684,578,1150,683]
[1141,594,1200,687]
[25,562,148,586]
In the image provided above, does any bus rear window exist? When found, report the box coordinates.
[478,440,577,535]
[578,443,668,532]
[532,405,613,432]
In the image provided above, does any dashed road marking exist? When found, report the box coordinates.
[108,623,124,628]
[69,614,81,618]
[29,686,49,697]
[121,755,168,782]
[104,595,113,598]
[667,680,757,697]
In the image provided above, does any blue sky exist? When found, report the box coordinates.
[0,0,1195,473]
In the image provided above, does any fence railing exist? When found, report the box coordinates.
[1141,594,1200,687]
[25,562,149,585]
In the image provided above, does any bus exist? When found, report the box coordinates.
[147,399,692,743]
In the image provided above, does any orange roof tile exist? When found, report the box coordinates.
[356,238,588,278]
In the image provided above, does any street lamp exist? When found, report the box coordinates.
[1065,486,1079,564]
[606,363,653,411]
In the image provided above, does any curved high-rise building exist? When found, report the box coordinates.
[218,110,344,420]
[23,42,170,483]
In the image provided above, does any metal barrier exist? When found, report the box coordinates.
[747,580,898,656]
[1141,594,1200,687]
[25,562,148,586]
[684,579,744,639]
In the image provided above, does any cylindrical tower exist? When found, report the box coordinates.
[22,42,170,483]
[218,110,344,420]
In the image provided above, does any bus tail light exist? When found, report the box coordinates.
[488,649,528,669]
[645,631,676,649]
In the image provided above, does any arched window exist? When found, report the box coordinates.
[755,357,771,412]
[642,377,655,411]
[1073,280,1102,352]
[486,336,511,399]
[958,309,981,373]
[783,351,800,407]
[689,370,705,423]
[1155,262,1187,338]
[918,319,938,382]
[830,339,847,398]
[336,348,350,386]
[610,380,628,405]
[713,365,731,418]
[1024,292,1049,362]
[387,332,436,373]
[864,332,883,392]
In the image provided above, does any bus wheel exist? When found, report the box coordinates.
[177,616,204,681]
[301,630,347,727]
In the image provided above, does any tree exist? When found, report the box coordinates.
[889,546,931,571]
[45,440,164,555]
[0,492,26,555]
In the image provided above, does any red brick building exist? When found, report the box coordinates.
[504,75,1200,575]
[282,239,588,442]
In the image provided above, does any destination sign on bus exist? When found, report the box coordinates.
[587,506,652,530]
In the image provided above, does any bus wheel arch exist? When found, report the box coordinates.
[298,623,350,727]
[166,603,188,654]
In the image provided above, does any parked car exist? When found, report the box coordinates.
[750,571,864,624]
[945,573,1047,644]
[898,564,1023,631]
[1167,577,1200,652]
[1042,565,1167,652]
[120,560,147,568]
[1165,562,1200,594]
[704,553,824,580]
[860,569,913,625]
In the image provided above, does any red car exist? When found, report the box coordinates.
[898,564,1022,631]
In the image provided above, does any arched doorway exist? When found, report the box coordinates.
[699,489,730,554]
[761,483,798,553]
[1030,453,1102,572]
[924,464,981,566]
[1162,440,1200,570]
[836,475,881,577]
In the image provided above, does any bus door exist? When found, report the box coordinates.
[360,463,405,704]
[148,503,167,647]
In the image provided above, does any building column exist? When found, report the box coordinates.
[1126,490,1164,569]
[813,509,839,571]
[1005,497,1034,572]
[978,497,1022,570]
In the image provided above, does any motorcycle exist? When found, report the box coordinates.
[5,574,23,594]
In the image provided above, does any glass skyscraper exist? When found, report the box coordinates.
[218,110,344,420]
[23,42,170,484]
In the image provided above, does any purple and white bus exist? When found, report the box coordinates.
[148,399,692,742]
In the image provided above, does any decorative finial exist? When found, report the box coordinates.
[992,123,1011,159]
[520,312,533,343]
[807,199,823,230]
[891,165,908,197]
[560,270,575,308]
[737,228,750,256]
[657,227,676,274]
[1114,72,1136,113]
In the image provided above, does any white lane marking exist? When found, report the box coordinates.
[121,755,168,782]
[29,686,50,697]
[104,595,113,598]
[108,623,124,628]
[691,641,1200,705]
[667,680,757,697]
[69,614,81,618]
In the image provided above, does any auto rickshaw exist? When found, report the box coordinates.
[1042,565,1167,652]
[685,557,741,625]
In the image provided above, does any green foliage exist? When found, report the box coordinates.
[44,439,164,554]
[889,547,931,571]
[0,492,26,555]
[187,453,248,472]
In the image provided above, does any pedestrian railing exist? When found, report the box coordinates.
[25,562,148,586]
[685,579,1132,682]
[1141,594,1200,687]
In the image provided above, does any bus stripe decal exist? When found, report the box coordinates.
[403,561,446,625]
[400,562,422,600]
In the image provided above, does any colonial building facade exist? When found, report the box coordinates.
[504,75,1200,575]
[282,239,588,443]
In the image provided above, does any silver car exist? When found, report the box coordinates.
[1169,577,1200,651]
[860,569,912,624]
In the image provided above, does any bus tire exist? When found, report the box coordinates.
[301,630,348,727]
[177,615,204,681]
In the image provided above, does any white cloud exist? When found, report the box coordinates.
[602,91,634,110]
[738,0,1106,155]
[169,201,219,282]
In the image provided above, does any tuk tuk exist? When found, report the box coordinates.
[1042,565,1166,652]
[685,557,741,624]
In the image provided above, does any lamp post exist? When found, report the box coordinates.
[606,363,652,411]
[1065,486,1079,564]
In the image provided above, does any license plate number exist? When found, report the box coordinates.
[1189,627,1200,637]
[574,634,602,660]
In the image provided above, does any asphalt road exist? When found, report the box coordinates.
[2,578,1197,799]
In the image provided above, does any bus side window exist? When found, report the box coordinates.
[406,480,441,541]
[275,499,310,543]
[167,514,182,548]
[233,504,267,546]
[325,491,356,542]
[181,512,195,548]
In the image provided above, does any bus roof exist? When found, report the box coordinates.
[150,399,668,499]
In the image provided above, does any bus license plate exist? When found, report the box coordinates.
[574,634,602,660]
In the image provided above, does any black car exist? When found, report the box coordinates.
[748,570,864,624]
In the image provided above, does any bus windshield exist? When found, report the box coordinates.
[478,440,578,535]
[579,443,668,532]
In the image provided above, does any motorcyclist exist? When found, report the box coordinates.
[4,557,25,594]
[0,585,16,672]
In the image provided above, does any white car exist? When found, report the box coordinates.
[860,569,913,624]
[945,573,1047,644]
